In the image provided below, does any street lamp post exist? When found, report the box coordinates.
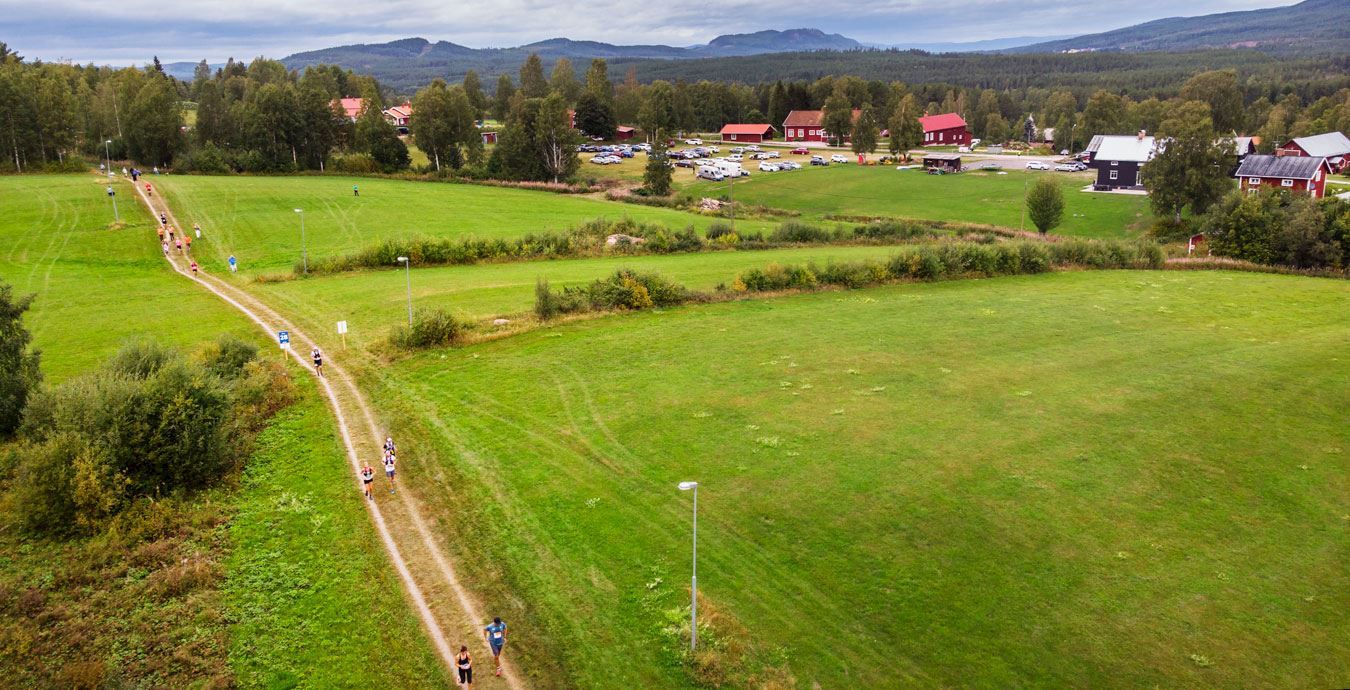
[397,256,413,326]
[678,480,699,651]
[293,209,307,274]
[103,139,114,181]
[106,185,119,224]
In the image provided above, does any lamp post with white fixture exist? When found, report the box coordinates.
[678,480,699,650]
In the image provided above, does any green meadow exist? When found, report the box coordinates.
[152,174,772,274]
[687,165,1152,238]
[370,269,1347,688]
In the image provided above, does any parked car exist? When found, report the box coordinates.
[778,161,801,170]
[791,147,811,155]
[957,146,972,153]
[707,146,720,153]
[730,147,745,154]
[686,138,703,145]
[1025,161,1049,170]
[727,154,744,162]
[745,144,761,151]
[1054,163,1078,172]
[810,156,829,166]
[763,150,780,158]
[674,159,695,168]
[830,154,848,163]
[758,161,780,172]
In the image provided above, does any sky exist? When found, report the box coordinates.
[0,0,1297,65]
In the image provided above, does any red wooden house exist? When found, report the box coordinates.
[1235,155,1328,198]
[616,126,636,141]
[334,97,365,122]
[1275,131,1350,173]
[782,109,859,142]
[383,102,412,134]
[720,123,776,143]
[919,113,970,146]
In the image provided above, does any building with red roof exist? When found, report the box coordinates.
[919,113,970,147]
[334,98,365,122]
[782,109,860,143]
[383,102,412,134]
[719,123,776,143]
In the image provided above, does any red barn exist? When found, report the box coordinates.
[1275,131,1350,173]
[1235,155,1328,198]
[919,113,970,147]
[616,125,636,141]
[720,123,776,143]
[782,109,859,143]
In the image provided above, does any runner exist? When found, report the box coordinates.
[157,226,165,241]
[360,462,375,500]
[456,646,473,687]
[159,212,167,226]
[228,255,238,273]
[383,450,396,493]
[175,238,183,253]
[184,234,192,253]
[190,260,199,274]
[384,436,397,456]
[311,347,324,377]
[483,617,507,676]
[161,240,169,255]
[145,182,152,194]
[167,226,174,241]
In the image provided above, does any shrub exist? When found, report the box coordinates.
[390,308,463,350]
[705,222,735,240]
[195,334,258,380]
[535,278,561,320]
[0,279,42,437]
[331,152,381,174]
[737,263,819,292]
[769,221,832,243]
[852,220,933,240]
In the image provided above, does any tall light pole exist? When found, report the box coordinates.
[397,256,413,326]
[103,139,114,180]
[106,184,119,224]
[293,208,307,274]
[678,480,699,651]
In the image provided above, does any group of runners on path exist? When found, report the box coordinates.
[139,181,511,687]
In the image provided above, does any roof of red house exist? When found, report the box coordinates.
[335,97,364,118]
[384,103,412,118]
[720,123,775,135]
[782,109,861,128]
[919,113,967,132]
[616,125,635,133]
[1236,154,1326,180]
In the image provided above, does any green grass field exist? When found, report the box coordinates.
[687,165,1152,238]
[152,175,770,275]
[0,174,447,686]
[372,270,1347,688]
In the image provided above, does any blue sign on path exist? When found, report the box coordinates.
[278,330,290,349]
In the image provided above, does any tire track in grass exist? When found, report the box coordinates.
[126,177,525,689]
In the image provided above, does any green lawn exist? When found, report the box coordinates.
[372,270,1347,688]
[251,244,923,346]
[686,165,1152,238]
[152,175,768,275]
[0,174,446,686]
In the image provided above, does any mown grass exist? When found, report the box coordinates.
[369,270,1347,688]
[151,174,771,275]
[0,174,445,686]
[249,244,920,347]
[687,165,1152,238]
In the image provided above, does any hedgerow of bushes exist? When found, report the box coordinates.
[301,217,966,275]
[389,308,464,350]
[535,271,700,319]
[10,337,295,535]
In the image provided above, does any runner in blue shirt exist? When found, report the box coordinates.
[483,617,507,676]
[228,255,237,273]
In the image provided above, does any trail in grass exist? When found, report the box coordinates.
[129,176,525,689]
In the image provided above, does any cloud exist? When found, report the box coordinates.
[0,0,1297,64]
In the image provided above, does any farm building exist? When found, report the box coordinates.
[720,123,776,143]
[1275,131,1350,173]
[334,97,364,122]
[1083,134,1105,162]
[1089,133,1155,190]
[919,113,970,147]
[1235,155,1328,198]
[922,153,962,172]
[481,131,498,145]
[616,126,636,141]
[783,109,859,142]
[383,103,412,134]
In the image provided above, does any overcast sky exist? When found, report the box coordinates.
[0,0,1296,65]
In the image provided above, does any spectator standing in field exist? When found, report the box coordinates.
[360,462,375,500]
[353,184,359,197]
[383,450,396,493]
[194,222,201,239]
[456,646,473,687]
[483,617,507,676]
[311,347,323,377]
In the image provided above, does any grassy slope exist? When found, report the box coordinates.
[687,165,1152,238]
[152,175,772,275]
[251,244,922,346]
[0,174,446,686]
[378,270,1347,688]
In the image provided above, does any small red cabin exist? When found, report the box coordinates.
[919,113,970,147]
[1235,155,1328,198]
[720,123,776,143]
[615,126,636,141]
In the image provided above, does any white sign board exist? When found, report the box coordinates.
[336,320,348,335]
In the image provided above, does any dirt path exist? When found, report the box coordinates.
[128,177,523,688]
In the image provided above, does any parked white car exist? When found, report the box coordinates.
[745,144,761,151]
[1025,161,1049,170]
[729,147,745,154]
[685,138,703,145]
[763,150,781,158]
[778,161,801,170]
[727,154,744,162]
[1054,163,1079,172]
[758,161,780,172]
[706,146,720,153]
[830,154,848,163]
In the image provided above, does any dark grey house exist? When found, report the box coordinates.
[1090,134,1156,190]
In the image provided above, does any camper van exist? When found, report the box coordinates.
[696,165,725,182]
[713,160,748,178]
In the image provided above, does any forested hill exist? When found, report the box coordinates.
[1009,0,1349,54]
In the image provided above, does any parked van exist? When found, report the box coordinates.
[697,165,725,182]
[713,160,748,178]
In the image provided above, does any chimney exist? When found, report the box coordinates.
[1137,130,1146,141]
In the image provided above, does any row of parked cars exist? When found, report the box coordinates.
[583,142,653,165]
[1026,160,1088,172]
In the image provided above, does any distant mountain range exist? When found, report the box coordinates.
[1009,0,1347,53]
[161,0,1348,88]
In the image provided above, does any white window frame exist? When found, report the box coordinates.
[1248,177,1260,185]
[1111,160,1118,166]
[1281,179,1294,187]
[1109,170,1118,181]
